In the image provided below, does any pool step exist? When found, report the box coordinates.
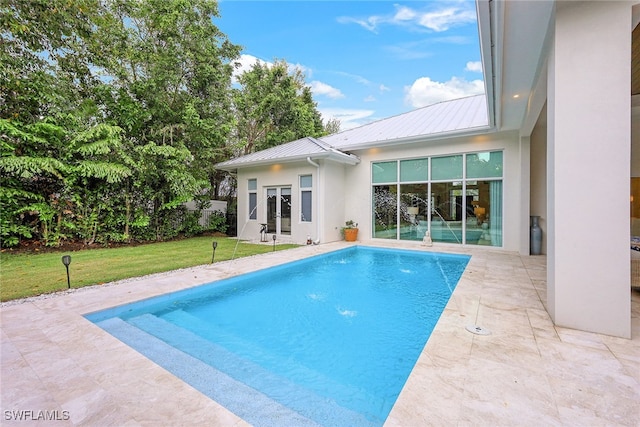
[96,316,320,427]
[103,314,379,427]
[159,309,385,422]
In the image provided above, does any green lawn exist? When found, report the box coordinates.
[0,237,299,302]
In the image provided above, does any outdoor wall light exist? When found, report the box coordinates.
[61,255,71,289]
[211,241,218,264]
[272,234,276,251]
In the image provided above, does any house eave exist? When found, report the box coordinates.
[215,151,360,172]
[336,124,494,152]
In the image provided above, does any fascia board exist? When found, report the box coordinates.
[216,151,359,171]
[336,125,494,152]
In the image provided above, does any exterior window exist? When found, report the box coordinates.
[467,151,503,178]
[400,158,428,182]
[300,175,312,222]
[248,179,257,220]
[431,155,463,180]
[371,151,503,247]
[372,161,397,183]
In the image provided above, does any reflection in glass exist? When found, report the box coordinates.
[373,186,397,239]
[371,152,503,247]
[399,184,428,241]
[430,182,464,243]
[372,161,397,183]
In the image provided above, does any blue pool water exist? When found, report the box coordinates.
[86,246,469,426]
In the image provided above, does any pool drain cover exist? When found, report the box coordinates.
[466,325,491,335]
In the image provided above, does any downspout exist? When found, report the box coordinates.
[307,157,321,243]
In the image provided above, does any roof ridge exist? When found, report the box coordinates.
[307,136,336,152]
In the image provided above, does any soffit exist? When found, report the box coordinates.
[496,0,554,131]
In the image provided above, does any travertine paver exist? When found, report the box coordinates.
[2,241,639,426]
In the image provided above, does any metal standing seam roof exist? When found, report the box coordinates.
[216,95,489,170]
[215,137,359,170]
[321,94,489,150]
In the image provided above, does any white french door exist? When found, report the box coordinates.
[266,187,291,235]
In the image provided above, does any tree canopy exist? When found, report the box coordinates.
[232,60,326,155]
[0,0,337,248]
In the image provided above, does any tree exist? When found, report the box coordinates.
[0,0,242,246]
[93,0,240,240]
[232,59,326,155]
[324,118,342,135]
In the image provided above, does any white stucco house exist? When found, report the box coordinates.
[217,1,638,339]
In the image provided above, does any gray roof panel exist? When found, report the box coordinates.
[216,137,358,170]
[322,94,489,150]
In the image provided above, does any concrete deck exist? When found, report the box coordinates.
[1,241,639,426]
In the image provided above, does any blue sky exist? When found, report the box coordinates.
[217,1,484,130]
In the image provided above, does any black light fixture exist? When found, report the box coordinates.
[61,255,71,289]
[272,234,276,251]
[211,241,218,263]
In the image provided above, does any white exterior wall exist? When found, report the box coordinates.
[547,1,631,338]
[343,132,523,252]
[236,162,319,245]
[236,160,352,245]
[321,160,348,243]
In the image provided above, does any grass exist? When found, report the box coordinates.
[0,237,299,302]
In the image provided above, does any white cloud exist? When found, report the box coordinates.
[232,54,312,83]
[393,6,416,22]
[379,84,390,92]
[309,81,345,99]
[465,61,483,73]
[232,54,270,82]
[364,95,376,102]
[336,15,380,33]
[334,71,371,86]
[319,108,375,130]
[338,4,476,33]
[404,76,485,108]
[418,7,477,32]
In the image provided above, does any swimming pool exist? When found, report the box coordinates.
[86,246,469,426]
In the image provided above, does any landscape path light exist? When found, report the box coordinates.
[272,234,276,252]
[61,255,71,289]
[211,241,218,264]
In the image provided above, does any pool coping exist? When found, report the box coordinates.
[1,240,639,426]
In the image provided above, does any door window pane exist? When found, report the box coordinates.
[372,161,397,183]
[248,178,257,191]
[464,180,502,246]
[281,188,291,235]
[266,188,276,232]
[431,182,463,243]
[373,185,397,239]
[400,158,428,182]
[400,183,428,241]
[431,155,463,180]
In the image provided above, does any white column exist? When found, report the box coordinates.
[547,1,631,338]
